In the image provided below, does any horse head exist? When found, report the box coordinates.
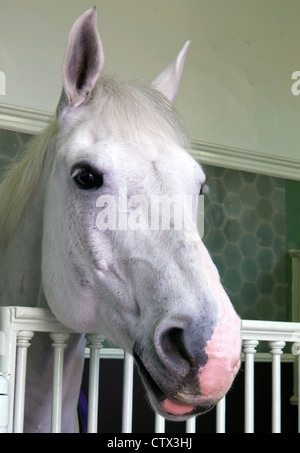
[42,8,241,420]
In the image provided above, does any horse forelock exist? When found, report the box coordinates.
[88,77,190,149]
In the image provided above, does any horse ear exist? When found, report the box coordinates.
[152,41,190,103]
[58,8,104,115]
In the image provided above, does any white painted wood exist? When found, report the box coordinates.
[0,104,53,134]
[50,332,70,433]
[13,331,34,433]
[0,308,17,433]
[1,307,300,433]
[298,353,300,434]
[0,394,9,433]
[154,413,165,433]
[0,373,10,433]
[186,416,196,433]
[0,72,5,96]
[216,397,226,433]
[121,352,134,433]
[85,334,104,433]
[190,141,300,181]
[269,341,285,433]
[243,339,258,433]
[291,342,300,433]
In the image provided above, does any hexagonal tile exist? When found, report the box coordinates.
[256,224,273,247]
[240,171,257,184]
[223,169,243,192]
[203,229,226,254]
[224,218,242,242]
[203,219,210,237]
[257,248,274,271]
[240,282,258,306]
[272,285,286,308]
[257,273,275,295]
[271,187,285,213]
[241,258,258,282]
[256,296,274,320]
[272,236,285,258]
[272,260,286,284]
[243,306,260,319]
[223,193,242,217]
[205,203,226,229]
[223,268,243,293]
[224,243,243,267]
[256,174,275,197]
[240,209,258,233]
[206,166,226,179]
[207,179,227,203]
[239,184,259,208]
[272,212,285,235]
[256,198,274,222]
[240,233,258,257]
[212,254,226,279]
[0,129,31,159]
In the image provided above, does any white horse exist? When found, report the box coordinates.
[0,8,241,432]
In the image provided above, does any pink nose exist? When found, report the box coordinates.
[198,358,241,401]
[198,306,241,402]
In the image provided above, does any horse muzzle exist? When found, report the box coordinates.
[133,308,242,421]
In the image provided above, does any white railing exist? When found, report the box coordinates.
[0,306,300,433]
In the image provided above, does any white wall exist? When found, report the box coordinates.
[0,0,300,178]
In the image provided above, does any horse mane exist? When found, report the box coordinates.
[0,77,189,248]
[91,77,190,149]
[0,121,58,247]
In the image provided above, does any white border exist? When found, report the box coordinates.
[190,140,300,181]
[0,104,53,134]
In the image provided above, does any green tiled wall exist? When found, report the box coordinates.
[0,129,288,321]
[0,128,32,178]
[285,180,300,321]
[203,165,286,321]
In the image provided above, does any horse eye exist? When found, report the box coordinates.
[71,165,103,190]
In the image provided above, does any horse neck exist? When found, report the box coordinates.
[0,130,86,432]
[0,190,43,308]
[0,179,86,432]
[0,149,53,309]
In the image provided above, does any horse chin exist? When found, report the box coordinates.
[133,350,214,421]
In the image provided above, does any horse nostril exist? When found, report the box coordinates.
[164,328,192,361]
[155,317,213,379]
[156,325,193,377]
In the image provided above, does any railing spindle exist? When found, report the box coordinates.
[85,334,104,433]
[269,341,285,433]
[0,373,10,433]
[292,342,300,433]
[13,331,34,433]
[122,352,134,433]
[155,413,166,433]
[50,332,70,433]
[185,415,196,433]
[2,307,300,434]
[216,396,226,433]
[243,339,258,433]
